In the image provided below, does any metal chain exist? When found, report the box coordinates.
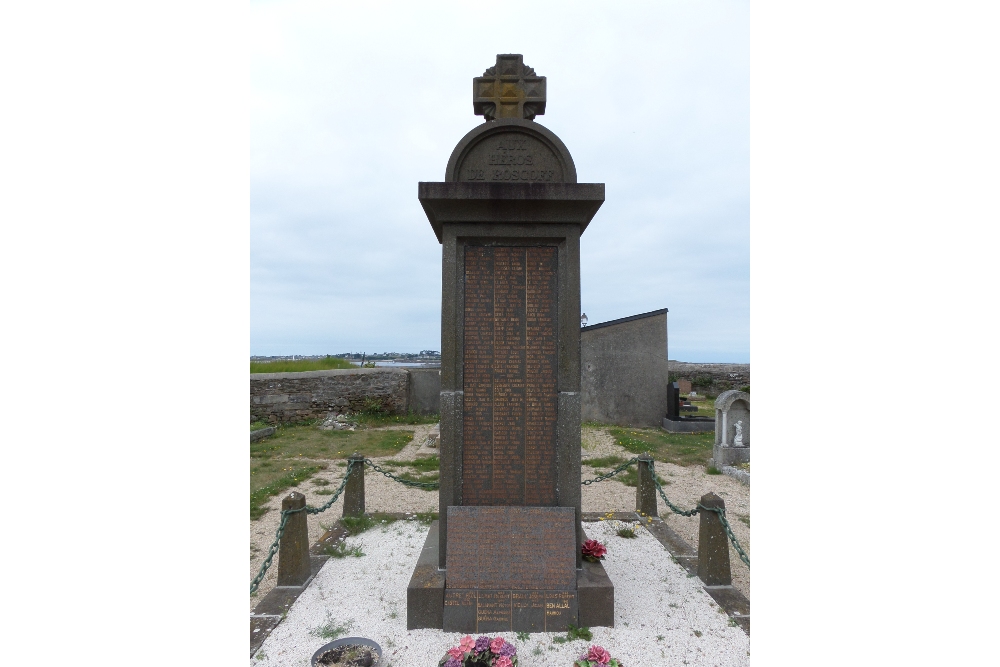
[581,457,640,485]
[250,459,355,594]
[364,458,440,489]
[698,503,751,568]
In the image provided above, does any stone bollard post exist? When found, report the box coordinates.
[277,492,311,586]
[635,454,658,518]
[343,452,366,518]
[697,492,732,586]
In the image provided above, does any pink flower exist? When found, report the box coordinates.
[489,636,505,653]
[588,645,611,665]
[494,656,513,667]
[582,539,607,560]
[459,636,476,652]
[447,647,465,660]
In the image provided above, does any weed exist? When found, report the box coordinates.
[737,513,750,527]
[532,645,543,656]
[415,511,439,524]
[255,651,267,660]
[314,488,335,495]
[657,635,664,641]
[566,624,592,641]
[729,618,738,627]
[388,611,398,619]
[311,616,352,640]
[669,603,679,608]
[693,630,702,637]
[516,631,530,642]
[552,637,567,644]
[323,541,364,558]
[382,455,440,486]
[339,515,379,535]
[251,420,271,431]
[739,385,750,393]
[312,478,331,486]
[706,465,722,475]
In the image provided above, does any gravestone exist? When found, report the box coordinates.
[408,54,610,633]
[712,389,750,467]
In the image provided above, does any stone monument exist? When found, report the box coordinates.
[407,54,613,633]
[712,389,750,467]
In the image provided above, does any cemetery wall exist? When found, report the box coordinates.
[669,362,750,395]
[581,309,668,427]
[250,368,415,424]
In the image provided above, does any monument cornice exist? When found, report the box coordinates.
[418,182,605,242]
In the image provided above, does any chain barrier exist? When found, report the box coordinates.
[253,452,751,594]
[580,456,640,485]
[250,459,356,594]
[364,458,441,489]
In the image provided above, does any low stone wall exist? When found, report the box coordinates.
[668,362,750,395]
[251,368,411,424]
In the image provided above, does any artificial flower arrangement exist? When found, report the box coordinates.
[438,635,517,667]
[575,644,624,667]
[581,538,607,563]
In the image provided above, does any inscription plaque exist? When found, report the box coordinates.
[443,589,579,633]
[463,246,558,506]
[458,131,565,183]
[446,506,576,590]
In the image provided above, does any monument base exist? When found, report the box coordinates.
[405,521,615,630]
[712,444,750,467]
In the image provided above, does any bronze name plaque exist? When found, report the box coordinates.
[462,245,558,506]
[443,589,578,633]
[445,506,576,590]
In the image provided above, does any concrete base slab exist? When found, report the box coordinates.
[250,616,281,656]
[662,417,715,433]
[577,555,614,628]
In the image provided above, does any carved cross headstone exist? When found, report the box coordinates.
[473,54,546,121]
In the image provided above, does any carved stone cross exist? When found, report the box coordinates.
[473,54,546,121]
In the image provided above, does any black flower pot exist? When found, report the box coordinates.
[310,637,384,667]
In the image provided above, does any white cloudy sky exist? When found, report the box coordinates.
[251,0,748,361]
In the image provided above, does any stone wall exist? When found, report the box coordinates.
[250,368,412,424]
[581,309,668,428]
[668,362,750,396]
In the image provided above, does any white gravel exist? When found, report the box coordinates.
[252,519,749,666]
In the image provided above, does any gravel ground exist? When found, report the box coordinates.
[252,519,750,667]
[251,424,750,609]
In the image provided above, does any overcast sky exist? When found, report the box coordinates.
[251,0,748,361]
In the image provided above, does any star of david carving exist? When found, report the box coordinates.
[473,54,546,121]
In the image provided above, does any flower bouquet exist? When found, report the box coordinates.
[438,635,518,667]
[581,539,607,563]
[575,644,623,667]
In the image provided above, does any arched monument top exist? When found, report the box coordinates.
[445,119,577,184]
[714,390,750,412]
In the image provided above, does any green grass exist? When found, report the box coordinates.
[582,455,627,468]
[250,424,415,460]
[737,513,750,527]
[323,541,364,558]
[251,356,355,373]
[250,420,270,431]
[414,511,439,524]
[353,410,439,427]
[609,427,714,468]
[381,455,440,486]
[250,464,325,519]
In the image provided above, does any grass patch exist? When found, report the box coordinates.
[250,424,415,460]
[706,465,722,475]
[322,541,364,558]
[737,513,750,527]
[250,420,270,431]
[582,455,627,468]
[353,410,439,427]
[609,427,714,468]
[339,515,379,535]
[381,455,440,486]
[414,511,439,524]
[251,356,355,373]
[250,464,325,519]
